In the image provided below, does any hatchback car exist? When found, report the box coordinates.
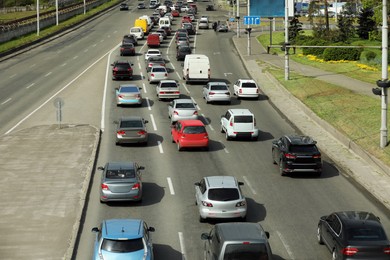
[119,3,129,10]
[145,56,166,72]
[130,26,144,40]
[233,79,260,99]
[220,109,259,140]
[92,219,155,260]
[97,162,145,203]
[203,82,231,104]
[182,22,196,35]
[176,36,190,46]
[171,119,209,151]
[115,85,142,106]
[271,135,322,176]
[317,211,390,260]
[144,49,162,62]
[147,65,168,83]
[176,45,191,61]
[119,43,135,56]
[168,98,198,123]
[111,61,134,80]
[137,2,146,9]
[156,80,180,100]
[115,116,148,145]
[122,34,138,46]
[195,176,247,222]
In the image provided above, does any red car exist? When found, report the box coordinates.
[171,120,209,151]
[171,10,180,17]
[181,16,192,24]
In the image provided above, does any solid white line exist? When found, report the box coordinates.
[26,83,35,89]
[146,98,151,110]
[1,98,11,105]
[84,49,89,52]
[138,63,142,70]
[276,231,295,259]
[9,74,17,79]
[171,63,176,71]
[243,176,257,195]
[61,63,67,67]
[178,232,186,260]
[73,56,78,60]
[44,72,52,77]
[157,140,164,153]
[142,82,147,93]
[175,71,182,80]
[92,44,97,47]
[150,114,157,130]
[224,147,229,153]
[30,64,36,68]
[167,177,175,195]
[202,114,214,131]
[140,72,144,80]
[191,97,200,110]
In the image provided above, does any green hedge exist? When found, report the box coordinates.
[323,47,362,61]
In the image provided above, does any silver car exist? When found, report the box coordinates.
[156,80,180,100]
[144,48,162,62]
[145,56,166,72]
[195,176,247,222]
[98,161,145,203]
[115,84,143,106]
[147,65,168,83]
[202,82,231,104]
[115,116,148,145]
[168,98,198,123]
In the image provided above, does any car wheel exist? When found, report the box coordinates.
[177,142,182,151]
[220,125,224,133]
[279,160,286,176]
[199,215,206,223]
[332,249,338,260]
[317,226,324,244]
[225,131,231,141]
[171,135,175,143]
[272,149,277,164]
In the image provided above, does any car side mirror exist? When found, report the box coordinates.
[194,182,200,186]
[265,231,270,238]
[97,166,104,170]
[91,227,99,233]
[238,181,244,186]
[144,120,149,123]
[201,233,210,240]
[148,227,155,232]
[115,88,119,91]
[221,115,225,118]
[139,166,145,170]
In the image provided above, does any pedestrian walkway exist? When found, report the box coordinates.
[231,29,390,212]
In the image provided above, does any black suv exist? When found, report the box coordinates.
[272,135,322,176]
[111,61,134,80]
[122,34,137,46]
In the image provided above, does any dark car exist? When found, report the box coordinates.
[119,3,129,10]
[111,61,134,80]
[161,25,172,36]
[271,135,322,176]
[119,43,135,56]
[176,45,191,61]
[217,24,229,32]
[122,34,138,46]
[182,22,196,35]
[137,2,146,9]
[318,211,390,260]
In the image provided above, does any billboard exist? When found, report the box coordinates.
[249,0,294,18]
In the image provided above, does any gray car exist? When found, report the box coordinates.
[202,82,231,104]
[195,176,247,222]
[98,161,145,203]
[115,84,143,106]
[168,98,198,123]
[145,56,166,72]
[115,116,148,145]
[147,65,169,83]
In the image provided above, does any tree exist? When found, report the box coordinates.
[288,17,303,43]
[357,7,377,39]
[336,4,356,42]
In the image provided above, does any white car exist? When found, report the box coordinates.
[147,65,168,83]
[203,82,231,104]
[129,26,144,40]
[220,108,259,140]
[144,49,162,62]
[233,79,260,99]
[156,80,180,100]
[168,99,198,123]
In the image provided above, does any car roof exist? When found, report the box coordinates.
[334,211,382,227]
[284,135,316,145]
[119,84,139,89]
[174,98,193,104]
[228,108,253,115]
[238,79,256,83]
[101,219,144,240]
[160,79,177,83]
[204,176,238,188]
[208,82,227,86]
[215,222,268,242]
[106,162,136,170]
[178,120,204,127]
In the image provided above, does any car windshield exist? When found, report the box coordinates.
[289,145,318,153]
[120,120,143,128]
[224,243,269,260]
[241,82,257,88]
[234,116,253,123]
[176,103,195,109]
[347,227,387,241]
[183,126,206,134]
[210,85,227,91]
[101,238,144,253]
[208,188,239,201]
[106,169,136,179]
[120,87,138,93]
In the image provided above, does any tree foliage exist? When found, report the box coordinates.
[357,7,376,39]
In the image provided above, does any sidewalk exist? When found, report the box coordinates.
[231,29,390,211]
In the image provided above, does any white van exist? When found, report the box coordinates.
[129,27,145,40]
[159,17,171,28]
[182,54,210,83]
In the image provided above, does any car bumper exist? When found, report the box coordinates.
[179,138,209,148]
[158,94,180,99]
[199,207,247,219]
[237,93,259,98]
[171,115,198,122]
[283,163,322,173]
[116,135,148,144]
[100,190,142,202]
[149,77,168,83]
[228,129,259,138]
[207,96,231,102]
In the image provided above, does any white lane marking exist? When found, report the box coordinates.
[224,72,233,76]
[26,83,35,89]
[157,140,164,153]
[171,63,175,71]
[44,72,52,77]
[202,114,214,131]
[243,176,257,195]
[61,63,67,67]
[178,232,186,260]
[175,71,182,80]
[192,97,200,110]
[84,49,89,52]
[9,74,16,79]
[140,72,144,80]
[276,231,295,259]
[142,82,147,93]
[167,177,175,195]
[146,98,151,110]
[224,147,229,153]
[150,114,157,130]
[1,98,11,105]
[100,39,104,42]
[73,56,78,60]
[30,64,36,68]
[138,63,142,70]
[182,83,190,94]
[92,44,97,47]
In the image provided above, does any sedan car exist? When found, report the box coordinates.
[122,34,138,46]
[119,3,129,10]
[202,82,231,104]
[145,56,166,72]
[92,219,155,260]
[97,162,145,203]
[137,2,146,9]
[119,43,135,56]
[217,24,229,32]
[171,120,209,151]
[182,22,196,35]
[115,116,148,145]
[176,45,191,61]
[194,176,247,222]
[144,49,162,62]
[147,65,168,83]
[156,80,180,100]
[317,211,390,260]
[168,98,198,123]
[115,85,142,106]
[111,61,133,80]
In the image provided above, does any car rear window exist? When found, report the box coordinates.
[106,169,135,179]
[116,64,131,69]
[224,243,269,260]
[120,120,143,128]
[347,227,387,241]
[234,116,253,123]
[241,82,257,88]
[183,126,206,134]
[161,83,178,88]
[289,145,318,153]
[101,238,143,253]
[152,67,167,72]
[176,103,195,109]
[120,87,138,93]
[210,85,228,91]
[208,188,239,201]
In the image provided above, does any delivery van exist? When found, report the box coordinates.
[134,19,150,34]
[159,17,171,28]
[182,54,210,83]
[147,33,160,47]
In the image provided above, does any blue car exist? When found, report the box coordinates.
[92,219,155,260]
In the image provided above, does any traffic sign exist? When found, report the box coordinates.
[243,16,261,25]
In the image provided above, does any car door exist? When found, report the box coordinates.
[168,100,175,118]
[143,222,153,258]
[272,137,283,163]
[195,178,206,208]
[221,111,231,131]
[204,228,218,260]
[322,214,340,251]
[171,121,182,142]
[203,84,209,100]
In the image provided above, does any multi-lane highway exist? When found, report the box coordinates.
[1,1,390,259]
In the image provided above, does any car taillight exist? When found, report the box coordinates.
[341,247,358,256]
[209,92,215,95]
[174,111,179,115]
[174,91,180,94]
[128,68,132,72]
[313,154,321,159]
[201,201,213,207]
[284,153,296,159]
[384,247,390,254]
[159,91,165,94]
[256,88,259,93]
[135,94,141,98]
[101,183,109,190]
[148,63,153,67]
[113,68,118,72]
[239,89,242,93]
[118,94,124,98]
[193,111,198,115]
[230,121,233,127]
[117,130,125,136]
[120,48,124,51]
[236,201,246,207]
[137,130,146,135]
[132,183,140,190]
[151,73,155,77]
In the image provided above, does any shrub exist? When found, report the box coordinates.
[361,50,376,61]
[323,47,362,61]
[301,38,328,57]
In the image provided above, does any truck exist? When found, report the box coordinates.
[182,54,210,84]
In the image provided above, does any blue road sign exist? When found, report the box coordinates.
[243,16,261,25]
